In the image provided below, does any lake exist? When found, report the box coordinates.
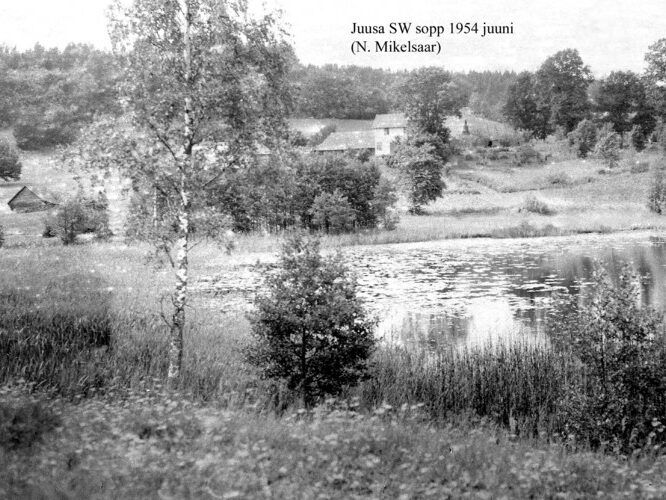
[346,232,666,349]
[199,232,666,350]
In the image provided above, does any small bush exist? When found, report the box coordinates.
[0,398,60,450]
[0,136,22,181]
[521,195,554,215]
[309,190,357,234]
[371,178,400,230]
[513,144,540,166]
[595,130,621,168]
[568,119,597,158]
[546,172,572,185]
[648,167,666,214]
[51,193,111,244]
[495,131,525,147]
[549,266,666,453]
[247,235,376,407]
[0,224,4,248]
[42,217,57,238]
[53,199,88,244]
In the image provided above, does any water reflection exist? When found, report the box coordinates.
[347,233,666,350]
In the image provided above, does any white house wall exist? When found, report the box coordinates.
[374,127,405,156]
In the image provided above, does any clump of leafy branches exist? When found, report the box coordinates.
[247,235,376,407]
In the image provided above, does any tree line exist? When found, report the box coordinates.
[0,43,515,150]
[504,45,666,142]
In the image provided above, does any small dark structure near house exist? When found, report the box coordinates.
[7,186,58,213]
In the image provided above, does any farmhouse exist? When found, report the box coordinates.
[372,113,408,156]
[7,186,58,213]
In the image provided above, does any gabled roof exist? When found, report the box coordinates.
[313,130,375,152]
[7,186,59,207]
[372,113,408,129]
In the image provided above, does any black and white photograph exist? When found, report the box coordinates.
[2,0,666,497]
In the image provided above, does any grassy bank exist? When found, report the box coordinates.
[4,385,666,499]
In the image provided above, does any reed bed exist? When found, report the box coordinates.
[358,343,580,435]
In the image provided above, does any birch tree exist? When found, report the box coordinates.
[72,0,292,382]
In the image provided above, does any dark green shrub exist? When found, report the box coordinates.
[371,178,399,230]
[14,108,80,150]
[53,199,88,244]
[521,195,554,215]
[0,136,21,181]
[0,398,60,450]
[496,131,524,147]
[568,119,597,157]
[209,153,395,234]
[595,130,621,168]
[549,266,666,453]
[513,144,540,166]
[42,216,57,238]
[309,190,357,234]
[630,125,647,152]
[648,166,666,214]
[546,172,572,185]
[247,235,375,407]
[389,138,445,214]
[51,194,111,244]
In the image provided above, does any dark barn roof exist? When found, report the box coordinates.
[7,186,58,213]
[313,130,375,152]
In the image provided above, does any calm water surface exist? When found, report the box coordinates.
[201,232,666,349]
[345,232,666,349]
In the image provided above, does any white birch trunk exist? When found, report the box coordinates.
[167,0,194,382]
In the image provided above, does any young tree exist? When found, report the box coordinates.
[247,235,375,407]
[389,137,445,214]
[70,0,292,382]
[0,137,21,181]
[568,119,597,158]
[595,130,621,168]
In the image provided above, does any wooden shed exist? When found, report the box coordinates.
[7,186,58,213]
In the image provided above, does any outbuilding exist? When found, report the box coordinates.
[7,186,58,213]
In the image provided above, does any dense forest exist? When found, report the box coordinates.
[287,63,516,121]
[0,44,121,149]
[0,43,516,150]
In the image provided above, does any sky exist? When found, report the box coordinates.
[0,0,663,76]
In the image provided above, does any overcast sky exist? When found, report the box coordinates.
[0,0,663,76]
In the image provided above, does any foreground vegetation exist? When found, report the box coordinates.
[3,238,666,497]
[4,386,666,499]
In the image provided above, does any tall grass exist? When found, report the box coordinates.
[358,343,579,435]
